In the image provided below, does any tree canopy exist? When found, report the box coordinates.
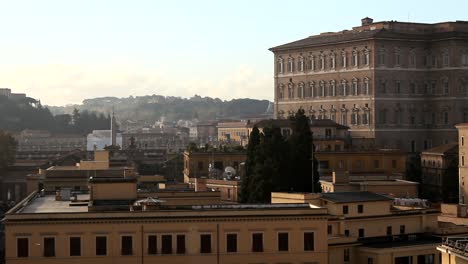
[0,130,16,170]
[0,96,110,134]
[241,109,321,203]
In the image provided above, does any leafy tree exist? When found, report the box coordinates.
[0,130,16,170]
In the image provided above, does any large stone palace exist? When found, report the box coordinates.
[270,17,468,152]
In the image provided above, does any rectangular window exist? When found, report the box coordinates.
[162,235,172,254]
[327,225,332,235]
[392,160,397,168]
[344,248,350,262]
[444,81,449,95]
[278,232,289,252]
[148,235,157,255]
[396,81,401,94]
[304,232,315,251]
[176,235,186,254]
[358,228,365,238]
[345,230,350,237]
[43,237,55,257]
[96,236,107,256]
[121,236,133,256]
[197,161,203,170]
[358,204,364,214]
[226,233,237,253]
[400,225,406,234]
[368,257,374,264]
[410,82,416,94]
[17,238,29,258]
[252,233,263,252]
[69,237,81,257]
[387,226,392,236]
[373,160,380,168]
[200,234,212,254]
[343,205,349,214]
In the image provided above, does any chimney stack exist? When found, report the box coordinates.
[361,17,374,26]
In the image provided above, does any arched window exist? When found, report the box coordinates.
[442,49,449,67]
[395,47,401,66]
[329,80,336,97]
[277,57,284,74]
[309,81,315,98]
[363,48,370,65]
[341,80,347,96]
[298,56,304,72]
[409,48,416,67]
[288,57,294,73]
[378,48,386,66]
[298,82,305,98]
[320,53,325,70]
[309,55,315,71]
[352,78,358,95]
[320,81,325,97]
[330,52,336,69]
[364,78,370,95]
[341,51,347,68]
[462,49,468,66]
[352,50,358,67]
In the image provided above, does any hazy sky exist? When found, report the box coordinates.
[0,0,466,106]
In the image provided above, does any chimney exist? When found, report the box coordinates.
[361,17,374,26]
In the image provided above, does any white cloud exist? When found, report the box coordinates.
[0,64,273,106]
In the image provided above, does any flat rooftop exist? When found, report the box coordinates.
[321,191,393,203]
[10,194,324,215]
[18,194,89,214]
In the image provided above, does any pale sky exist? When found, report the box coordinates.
[0,0,466,106]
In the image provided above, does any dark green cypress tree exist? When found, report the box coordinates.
[240,126,260,203]
[288,109,320,192]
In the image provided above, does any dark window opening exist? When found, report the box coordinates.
[148,235,157,255]
[162,235,172,254]
[69,237,81,256]
[96,236,107,256]
[278,232,289,252]
[17,238,29,258]
[200,234,211,254]
[176,235,186,254]
[226,234,237,253]
[304,232,315,251]
[43,237,55,257]
[252,233,263,252]
[121,236,133,256]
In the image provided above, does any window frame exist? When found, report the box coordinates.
[225,233,238,253]
[277,232,289,252]
[303,231,315,251]
[95,235,108,256]
[43,236,56,258]
[16,236,29,258]
[251,232,264,253]
[200,233,212,254]
[69,236,82,257]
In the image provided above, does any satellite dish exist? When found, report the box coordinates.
[224,166,236,178]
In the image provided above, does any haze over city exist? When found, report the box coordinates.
[0,0,466,105]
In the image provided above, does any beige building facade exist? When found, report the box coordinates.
[270,18,468,151]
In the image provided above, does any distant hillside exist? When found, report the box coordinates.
[0,95,110,134]
[48,95,272,124]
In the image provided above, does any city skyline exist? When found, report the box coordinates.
[0,0,467,106]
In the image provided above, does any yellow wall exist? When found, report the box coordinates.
[5,213,328,264]
[90,182,137,200]
[316,151,407,176]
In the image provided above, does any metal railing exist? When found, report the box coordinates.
[442,237,468,255]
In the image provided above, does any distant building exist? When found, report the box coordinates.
[270,18,468,151]
[4,178,329,264]
[14,130,86,159]
[320,171,419,198]
[194,121,218,145]
[421,142,459,202]
[217,121,249,145]
[183,150,245,182]
[315,149,407,179]
[122,128,189,153]
[272,191,459,264]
